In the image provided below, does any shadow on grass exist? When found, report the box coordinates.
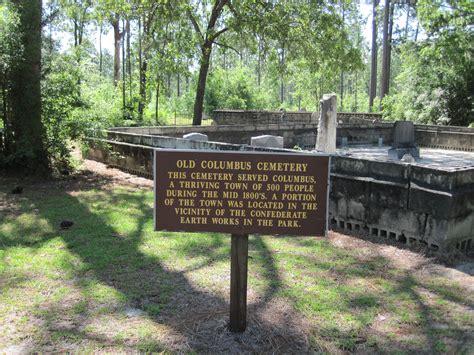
[0,174,472,353]
[0,176,313,352]
[284,237,473,353]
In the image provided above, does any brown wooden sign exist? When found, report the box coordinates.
[154,149,330,236]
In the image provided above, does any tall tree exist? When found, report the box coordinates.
[111,15,122,85]
[188,0,230,125]
[380,0,392,102]
[369,0,378,111]
[8,0,49,174]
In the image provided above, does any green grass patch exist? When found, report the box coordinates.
[0,181,472,353]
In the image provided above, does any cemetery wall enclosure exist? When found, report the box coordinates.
[87,119,473,254]
[109,122,473,151]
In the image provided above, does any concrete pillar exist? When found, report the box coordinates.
[315,94,337,153]
[250,135,284,149]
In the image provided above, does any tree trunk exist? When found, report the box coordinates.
[155,79,160,124]
[9,0,49,174]
[189,0,228,125]
[380,0,390,102]
[355,70,358,111]
[414,19,419,41]
[137,16,145,120]
[112,17,120,86]
[1,72,9,154]
[138,60,147,120]
[340,4,345,111]
[192,43,212,126]
[340,71,344,111]
[74,20,78,47]
[387,2,394,93]
[177,73,181,97]
[280,47,285,104]
[122,19,126,110]
[126,19,132,102]
[257,36,262,86]
[369,0,378,111]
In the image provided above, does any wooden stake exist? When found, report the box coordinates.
[230,234,248,332]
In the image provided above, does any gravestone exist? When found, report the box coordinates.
[315,94,337,153]
[388,121,420,160]
[250,135,284,149]
[341,137,348,148]
[183,132,208,142]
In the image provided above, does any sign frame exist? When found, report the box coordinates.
[153,148,331,237]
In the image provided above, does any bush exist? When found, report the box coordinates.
[204,65,271,114]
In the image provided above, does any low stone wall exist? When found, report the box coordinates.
[86,134,473,253]
[109,123,394,149]
[87,136,295,178]
[110,122,474,151]
[330,156,473,252]
[415,125,474,151]
[211,109,383,125]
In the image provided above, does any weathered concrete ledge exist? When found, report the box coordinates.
[329,155,473,252]
[108,123,395,149]
[108,122,473,151]
[211,109,383,125]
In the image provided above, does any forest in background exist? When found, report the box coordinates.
[0,0,472,174]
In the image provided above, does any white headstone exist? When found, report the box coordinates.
[250,135,284,148]
[315,94,337,153]
[401,154,415,163]
[183,132,208,142]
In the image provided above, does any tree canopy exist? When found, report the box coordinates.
[0,0,472,174]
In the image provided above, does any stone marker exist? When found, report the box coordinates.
[393,121,415,145]
[401,153,415,163]
[378,137,384,147]
[183,132,208,142]
[315,94,337,153]
[341,137,348,148]
[250,135,284,149]
[388,121,420,160]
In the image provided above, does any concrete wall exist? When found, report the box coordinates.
[211,109,383,125]
[415,125,474,151]
[109,122,473,151]
[330,156,473,252]
[108,123,394,149]
[86,134,473,253]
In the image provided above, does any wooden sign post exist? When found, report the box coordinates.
[154,149,330,333]
[230,233,249,332]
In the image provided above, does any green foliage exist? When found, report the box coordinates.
[0,3,21,77]
[42,53,81,166]
[41,44,123,169]
[204,65,271,113]
[383,1,473,126]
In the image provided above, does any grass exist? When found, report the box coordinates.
[0,175,473,353]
